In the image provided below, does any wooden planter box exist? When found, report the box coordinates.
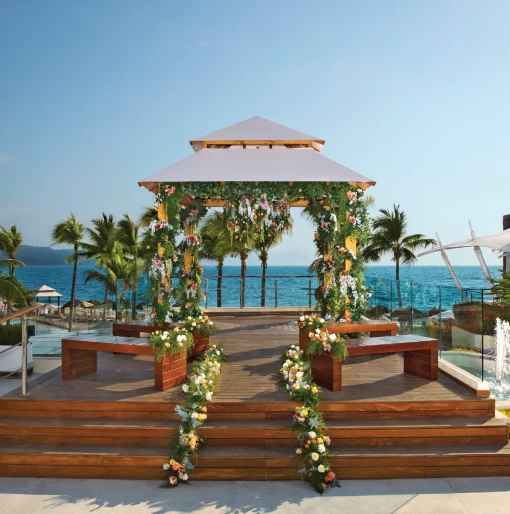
[298,329,342,392]
[155,351,187,391]
[190,333,209,360]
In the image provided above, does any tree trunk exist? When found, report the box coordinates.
[69,247,79,332]
[241,253,247,308]
[131,279,138,321]
[115,282,120,321]
[102,285,107,322]
[396,260,403,309]
[131,255,138,321]
[260,251,267,307]
[9,252,14,278]
[217,259,223,308]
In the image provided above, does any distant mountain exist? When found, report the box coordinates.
[0,245,94,266]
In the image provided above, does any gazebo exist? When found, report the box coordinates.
[32,285,63,309]
[139,116,376,321]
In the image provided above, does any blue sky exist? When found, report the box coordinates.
[0,0,509,267]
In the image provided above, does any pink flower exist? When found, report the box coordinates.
[169,476,178,485]
[295,448,302,455]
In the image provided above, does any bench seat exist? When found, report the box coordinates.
[302,334,438,392]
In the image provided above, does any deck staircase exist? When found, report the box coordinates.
[1,398,509,480]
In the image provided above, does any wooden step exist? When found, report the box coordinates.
[1,443,510,480]
[0,398,497,420]
[1,417,507,447]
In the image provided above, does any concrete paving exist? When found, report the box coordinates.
[1,477,510,514]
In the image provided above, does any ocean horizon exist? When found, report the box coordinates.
[15,264,501,311]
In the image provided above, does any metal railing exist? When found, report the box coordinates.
[0,303,43,394]
[201,275,316,309]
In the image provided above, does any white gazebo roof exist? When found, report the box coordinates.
[190,116,324,147]
[33,285,63,298]
[139,116,375,192]
[139,146,375,192]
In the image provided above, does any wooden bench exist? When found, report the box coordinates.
[299,319,397,346]
[61,335,186,391]
[306,334,438,392]
[112,321,171,338]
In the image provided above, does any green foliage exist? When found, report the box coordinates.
[491,271,510,308]
[0,324,22,346]
[0,225,23,277]
[0,265,33,310]
[181,314,218,336]
[150,327,193,361]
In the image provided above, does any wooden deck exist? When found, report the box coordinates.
[1,314,508,481]
[3,315,488,403]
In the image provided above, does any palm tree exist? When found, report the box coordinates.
[0,259,31,321]
[139,205,158,228]
[199,213,232,307]
[84,268,117,319]
[230,235,254,308]
[253,224,291,307]
[80,214,117,320]
[0,225,23,277]
[52,214,84,331]
[106,241,137,320]
[117,214,142,320]
[361,204,436,307]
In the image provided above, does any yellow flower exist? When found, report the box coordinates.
[311,387,318,394]
[301,409,308,417]
[317,437,323,444]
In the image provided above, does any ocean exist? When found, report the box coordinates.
[16,264,501,312]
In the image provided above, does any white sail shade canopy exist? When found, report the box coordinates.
[419,229,510,257]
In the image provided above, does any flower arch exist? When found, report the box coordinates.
[148,181,371,322]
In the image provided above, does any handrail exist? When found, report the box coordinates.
[0,341,22,356]
[202,275,314,279]
[0,303,43,324]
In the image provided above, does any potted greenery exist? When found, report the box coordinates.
[150,327,193,388]
[181,313,218,360]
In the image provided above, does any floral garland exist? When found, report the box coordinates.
[279,344,339,493]
[163,344,227,487]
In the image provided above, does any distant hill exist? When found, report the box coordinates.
[0,245,94,266]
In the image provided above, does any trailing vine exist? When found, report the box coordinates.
[279,344,340,494]
[163,343,227,487]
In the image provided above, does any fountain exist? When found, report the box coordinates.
[492,317,510,396]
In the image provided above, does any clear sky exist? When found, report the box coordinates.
[1,0,509,267]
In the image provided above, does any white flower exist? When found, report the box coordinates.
[161,334,167,341]
[182,384,189,393]
[329,334,337,342]
[308,431,317,439]
[182,473,188,481]
[318,464,325,473]
[299,316,305,321]
[198,316,203,320]
[191,412,198,419]
[311,452,319,461]
[205,392,213,401]
[319,318,325,323]
[318,444,326,453]
[163,463,170,470]
[192,322,196,327]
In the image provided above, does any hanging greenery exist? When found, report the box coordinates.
[148,181,371,322]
